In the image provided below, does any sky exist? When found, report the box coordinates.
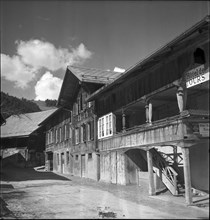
[1,0,209,101]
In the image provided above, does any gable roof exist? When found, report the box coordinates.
[68,66,121,83]
[0,109,58,139]
[57,65,122,108]
[87,15,210,101]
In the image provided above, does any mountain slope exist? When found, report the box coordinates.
[1,92,41,119]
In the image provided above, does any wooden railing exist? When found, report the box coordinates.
[73,107,94,123]
[150,148,178,195]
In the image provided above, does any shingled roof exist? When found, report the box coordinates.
[67,66,121,84]
[0,109,58,138]
[57,66,122,108]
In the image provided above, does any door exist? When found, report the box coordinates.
[81,154,86,178]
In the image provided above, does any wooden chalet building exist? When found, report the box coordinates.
[87,16,209,204]
[42,66,121,180]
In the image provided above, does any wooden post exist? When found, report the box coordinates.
[145,104,149,123]
[94,114,98,151]
[122,109,126,132]
[176,86,187,113]
[148,101,152,125]
[147,149,156,195]
[182,146,193,205]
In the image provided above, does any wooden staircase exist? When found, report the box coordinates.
[140,148,185,195]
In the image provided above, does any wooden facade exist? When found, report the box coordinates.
[88,16,209,204]
[43,66,121,181]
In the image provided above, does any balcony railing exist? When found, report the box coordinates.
[98,110,209,152]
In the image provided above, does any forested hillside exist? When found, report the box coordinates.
[0,92,41,119]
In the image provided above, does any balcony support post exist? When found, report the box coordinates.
[147,149,156,196]
[122,109,126,132]
[148,101,152,125]
[182,146,193,205]
[145,104,149,123]
[176,85,187,113]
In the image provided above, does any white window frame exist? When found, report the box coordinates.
[98,113,115,139]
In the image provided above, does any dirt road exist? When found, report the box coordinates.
[0,165,209,219]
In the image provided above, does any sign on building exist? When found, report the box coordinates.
[185,65,209,88]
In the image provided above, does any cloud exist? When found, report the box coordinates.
[1,39,92,89]
[113,67,125,73]
[35,72,63,101]
[1,54,36,88]
[17,39,92,71]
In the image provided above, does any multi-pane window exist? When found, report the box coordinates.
[98,113,115,139]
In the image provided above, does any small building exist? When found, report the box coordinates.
[87,16,209,204]
[41,66,121,181]
[0,109,58,167]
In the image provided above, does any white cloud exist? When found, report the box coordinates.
[35,71,63,101]
[1,39,92,89]
[113,67,125,73]
[1,54,36,88]
[17,40,92,71]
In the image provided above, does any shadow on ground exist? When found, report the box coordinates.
[1,164,71,182]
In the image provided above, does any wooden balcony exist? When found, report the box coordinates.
[98,110,209,152]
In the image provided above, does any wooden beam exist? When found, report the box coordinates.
[147,150,156,196]
[182,146,193,205]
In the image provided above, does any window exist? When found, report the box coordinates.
[78,97,81,113]
[47,132,50,145]
[70,111,72,123]
[66,151,69,164]
[55,129,58,143]
[75,155,79,161]
[64,124,67,140]
[75,128,79,144]
[88,153,92,160]
[98,113,116,139]
[57,153,59,165]
[194,48,205,64]
[80,126,83,143]
[50,129,53,143]
[69,124,72,139]
[87,123,90,141]
[59,127,62,142]
[80,93,83,111]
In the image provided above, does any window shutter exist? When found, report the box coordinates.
[90,120,94,140]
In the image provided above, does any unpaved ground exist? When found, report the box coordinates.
[0,165,209,219]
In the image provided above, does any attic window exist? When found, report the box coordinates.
[193,48,205,64]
